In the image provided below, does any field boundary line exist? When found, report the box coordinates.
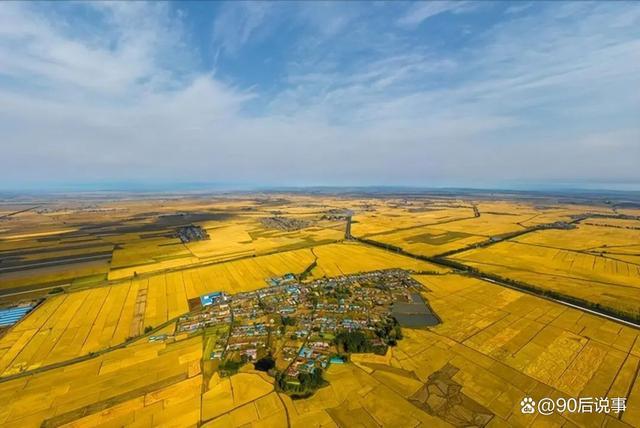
[0,240,342,298]
[0,314,183,384]
[352,236,640,329]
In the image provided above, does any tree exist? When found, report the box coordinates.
[335,330,372,353]
[254,355,275,372]
[220,359,242,374]
[374,317,402,346]
[281,316,297,326]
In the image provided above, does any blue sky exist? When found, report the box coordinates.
[0,1,639,190]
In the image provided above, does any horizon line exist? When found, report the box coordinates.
[1,182,640,196]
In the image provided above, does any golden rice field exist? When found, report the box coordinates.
[3,272,637,427]
[515,223,640,252]
[181,249,314,295]
[107,240,446,303]
[0,260,110,292]
[0,335,203,427]
[408,274,640,427]
[451,225,640,318]
[199,274,640,427]
[0,279,154,376]
[310,242,449,277]
[1,194,639,427]
[351,205,473,236]
[1,197,346,289]
[351,200,598,239]
[350,201,605,258]
[0,242,445,374]
[3,196,607,290]
[110,236,194,270]
[515,223,640,265]
[474,201,602,228]
[202,371,278,423]
[362,225,487,256]
[107,217,344,281]
[0,230,112,293]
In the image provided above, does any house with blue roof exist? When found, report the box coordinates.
[200,291,223,306]
[299,347,313,358]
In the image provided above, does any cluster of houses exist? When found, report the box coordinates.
[175,269,426,379]
[227,323,270,362]
[177,291,230,333]
[286,340,335,377]
[266,273,297,287]
[176,224,209,243]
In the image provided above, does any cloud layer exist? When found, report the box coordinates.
[0,1,639,190]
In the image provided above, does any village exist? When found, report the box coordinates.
[176,269,437,394]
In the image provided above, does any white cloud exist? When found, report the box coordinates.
[0,1,639,189]
[504,2,532,15]
[212,2,272,55]
[397,1,473,27]
[0,2,192,97]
